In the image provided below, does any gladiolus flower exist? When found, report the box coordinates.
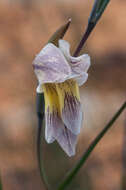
[33,40,90,156]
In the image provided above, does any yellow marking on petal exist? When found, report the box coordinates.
[55,79,80,113]
[43,83,60,113]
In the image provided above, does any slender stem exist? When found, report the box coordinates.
[58,101,126,190]
[36,93,49,190]
[73,22,95,57]
[37,116,49,190]
[0,176,2,190]
[121,118,126,189]
[74,0,110,57]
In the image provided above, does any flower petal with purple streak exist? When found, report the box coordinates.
[56,80,82,135]
[43,83,77,156]
[62,93,82,135]
[45,106,77,156]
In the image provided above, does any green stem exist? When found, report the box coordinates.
[0,178,2,190]
[37,117,49,190]
[36,93,49,190]
[73,22,95,57]
[121,118,126,189]
[58,101,126,190]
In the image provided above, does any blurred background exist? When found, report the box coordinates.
[0,0,126,189]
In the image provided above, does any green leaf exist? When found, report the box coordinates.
[88,0,102,23]
[96,0,105,11]
[89,0,110,24]
[95,0,110,22]
[57,101,126,190]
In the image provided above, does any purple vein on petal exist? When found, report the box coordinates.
[62,92,82,135]
[45,106,77,156]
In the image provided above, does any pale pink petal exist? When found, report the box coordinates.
[69,54,90,72]
[58,39,71,61]
[55,126,77,157]
[45,107,56,143]
[45,107,77,156]
[59,40,90,72]
[33,43,71,84]
[59,40,90,86]
[74,72,88,86]
[61,93,83,135]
